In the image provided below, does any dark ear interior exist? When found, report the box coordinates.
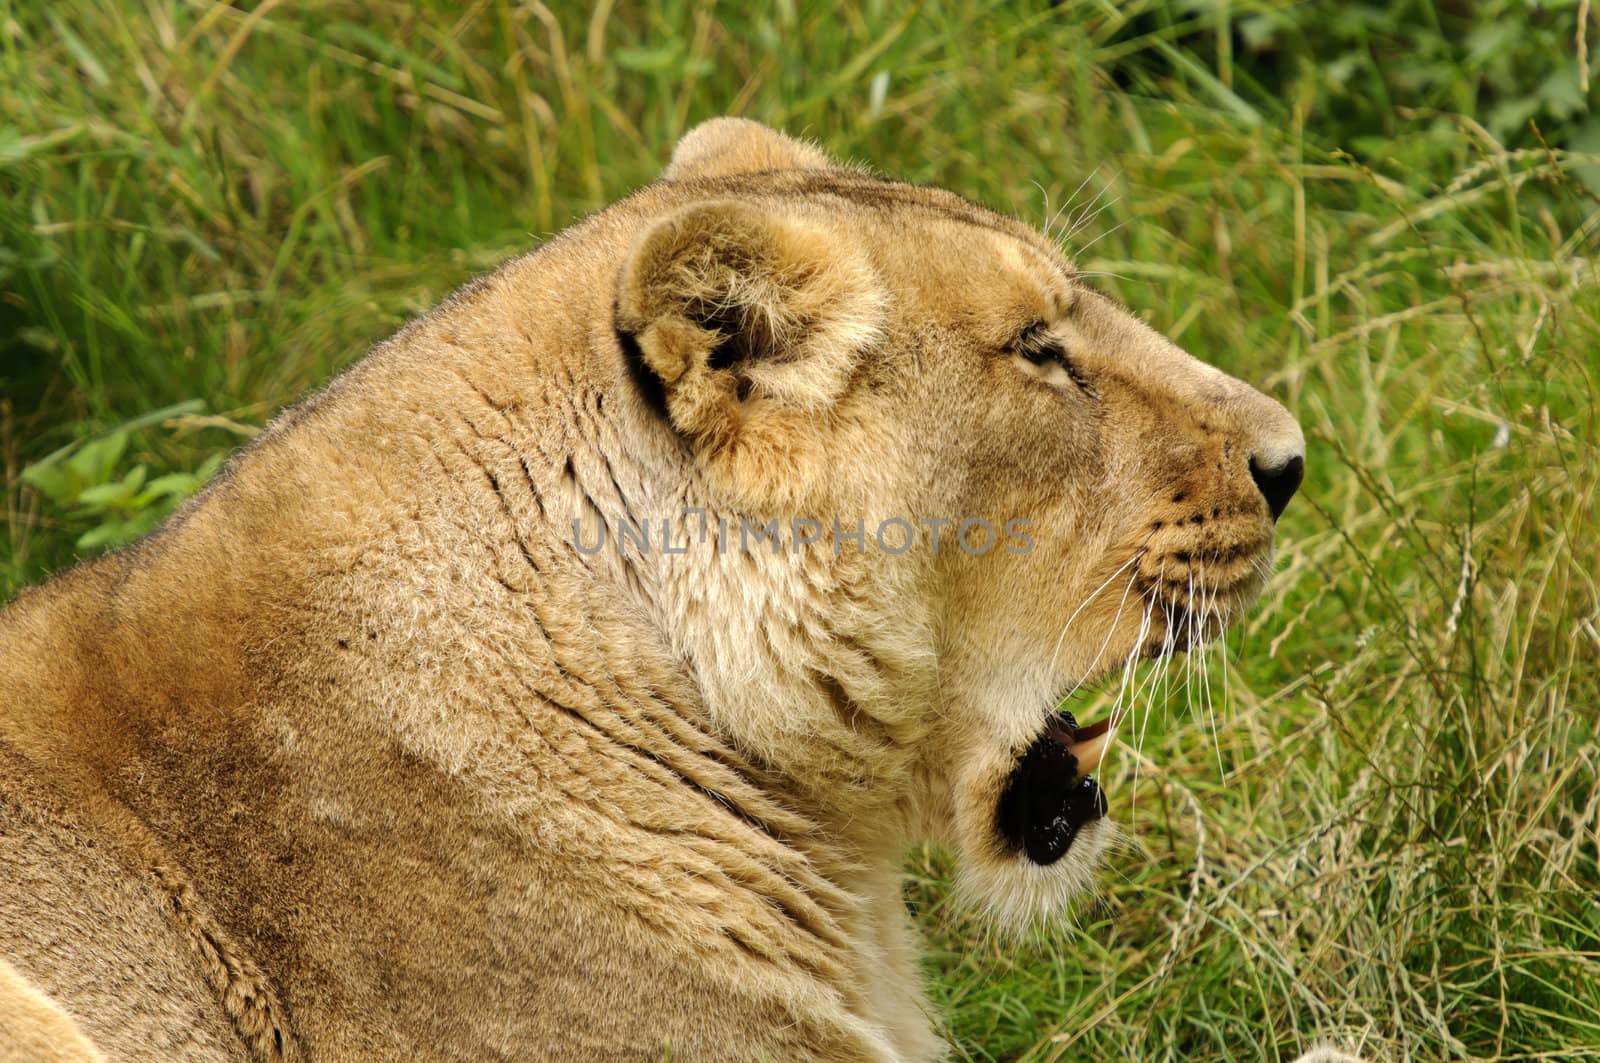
[614,201,784,388]
[614,324,668,419]
[613,200,885,442]
[695,298,792,372]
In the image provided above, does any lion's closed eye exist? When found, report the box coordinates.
[1011,322,1095,396]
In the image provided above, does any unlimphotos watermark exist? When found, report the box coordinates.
[571,509,1034,557]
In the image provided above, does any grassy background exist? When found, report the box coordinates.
[3,2,1598,1059]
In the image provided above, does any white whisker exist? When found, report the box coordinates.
[1046,552,1143,686]
[1044,169,1097,243]
[1200,574,1225,778]
[1071,218,1128,258]
[1058,179,1114,246]
[1112,595,1156,821]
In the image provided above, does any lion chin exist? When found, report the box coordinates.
[0,117,1349,1062]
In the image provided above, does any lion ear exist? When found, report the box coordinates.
[664,118,833,181]
[615,201,884,447]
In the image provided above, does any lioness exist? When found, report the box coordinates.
[1,120,1317,1060]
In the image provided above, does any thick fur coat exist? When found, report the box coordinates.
[0,120,1324,1061]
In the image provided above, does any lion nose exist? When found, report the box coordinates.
[1249,452,1304,522]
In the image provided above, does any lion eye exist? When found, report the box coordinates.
[1014,322,1066,364]
[1013,323,1092,394]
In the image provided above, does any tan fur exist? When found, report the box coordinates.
[0,956,106,1062]
[0,120,1326,1060]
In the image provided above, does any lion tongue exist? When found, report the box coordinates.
[1065,723,1111,776]
[1044,714,1112,777]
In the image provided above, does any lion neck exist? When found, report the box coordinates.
[560,385,939,857]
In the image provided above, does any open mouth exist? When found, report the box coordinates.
[994,709,1111,866]
[994,579,1242,867]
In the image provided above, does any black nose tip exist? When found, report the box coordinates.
[1249,453,1304,522]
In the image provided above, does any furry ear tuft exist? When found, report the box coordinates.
[615,201,884,444]
[665,118,833,181]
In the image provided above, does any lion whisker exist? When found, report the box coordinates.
[1114,593,1158,822]
[1070,217,1128,258]
[1129,604,1167,812]
[1217,617,1233,777]
[1055,176,1115,246]
[1034,180,1069,248]
[1198,576,1226,780]
[1046,552,1144,692]
[1061,193,1119,248]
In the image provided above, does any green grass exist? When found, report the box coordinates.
[3,2,1598,1060]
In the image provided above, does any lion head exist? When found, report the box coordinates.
[607,118,1304,921]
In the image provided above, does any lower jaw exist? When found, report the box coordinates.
[993,710,1109,866]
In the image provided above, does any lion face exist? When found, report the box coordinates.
[616,119,1303,919]
[885,252,1305,918]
